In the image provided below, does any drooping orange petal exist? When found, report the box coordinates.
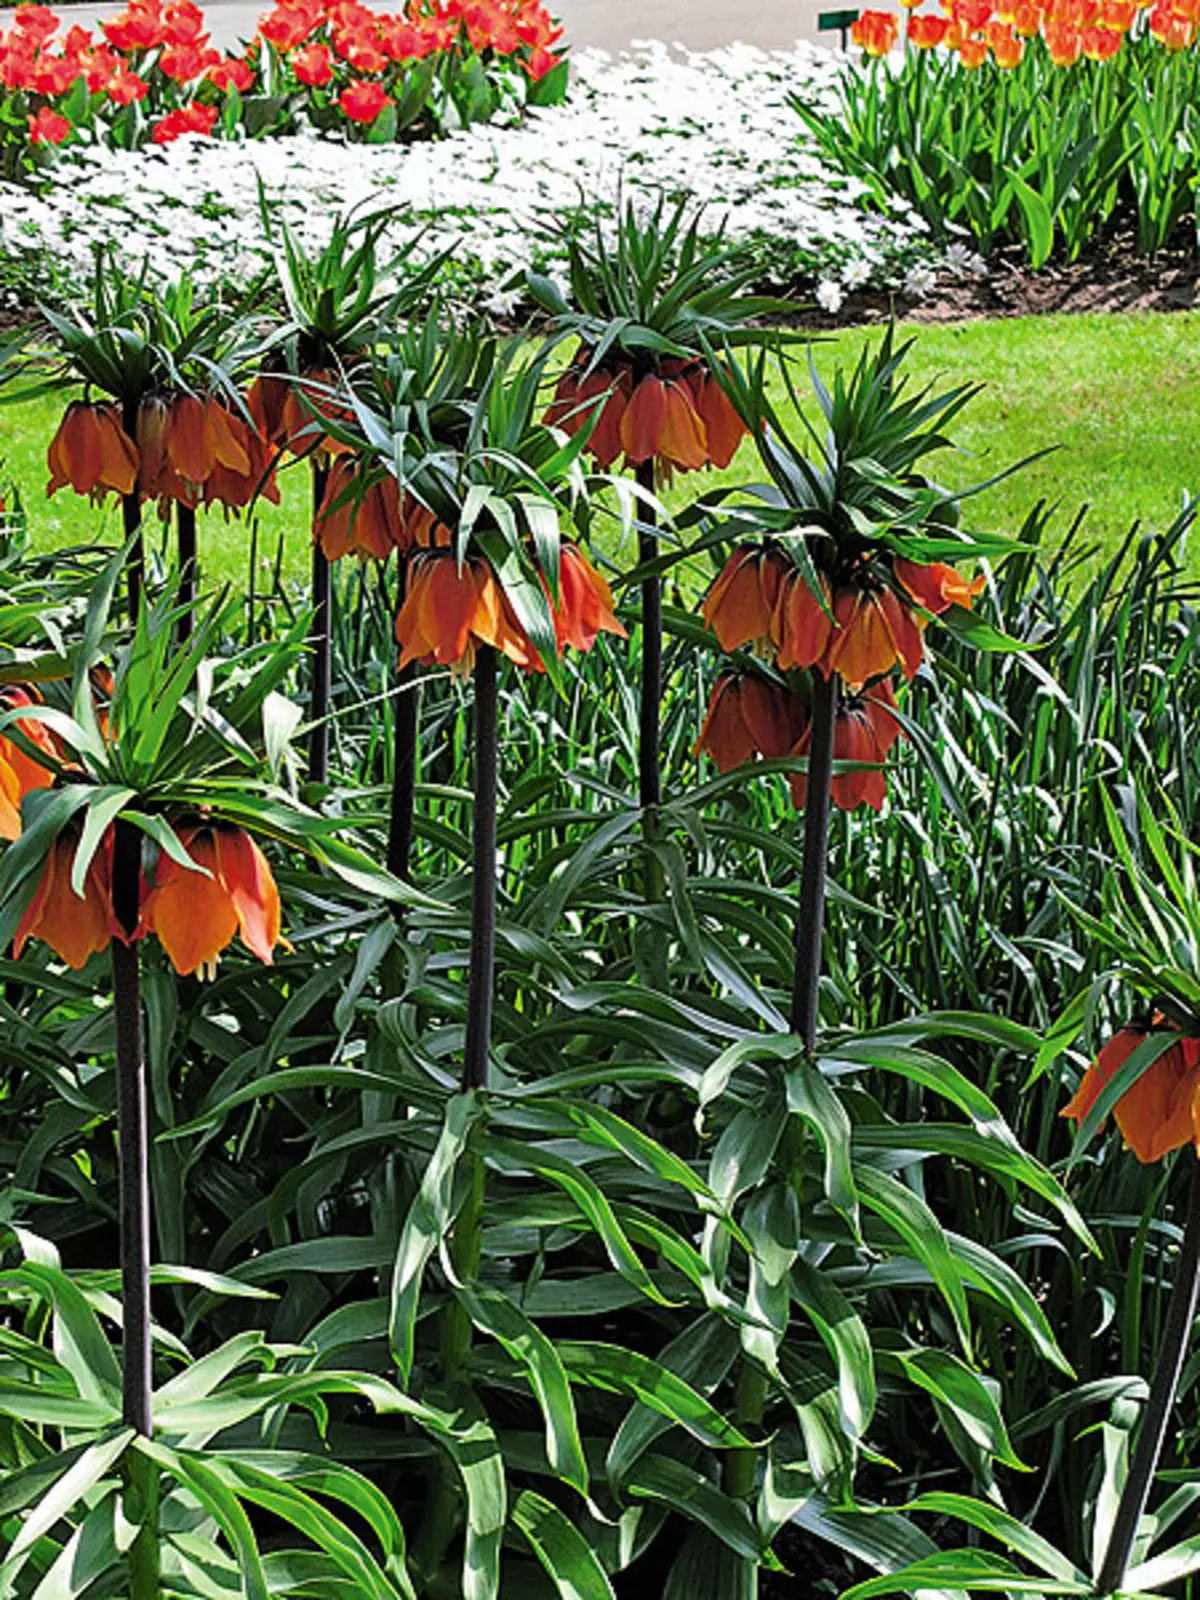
[773,572,834,671]
[0,756,24,842]
[205,399,252,476]
[136,396,172,499]
[738,675,798,760]
[143,831,238,977]
[620,376,668,466]
[878,588,925,680]
[95,408,139,497]
[695,676,756,772]
[214,826,282,965]
[48,403,103,497]
[15,831,114,968]
[657,381,708,472]
[703,550,778,653]
[696,372,747,470]
[416,555,479,666]
[166,394,215,485]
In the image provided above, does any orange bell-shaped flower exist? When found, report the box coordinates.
[696,672,807,772]
[894,558,986,615]
[824,585,924,689]
[47,402,139,500]
[545,544,627,654]
[694,371,747,471]
[314,457,408,561]
[139,822,285,979]
[15,821,118,969]
[772,570,835,671]
[620,375,709,472]
[0,686,60,841]
[702,547,790,655]
[791,679,902,813]
[396,550,541,677]
[546,364,632,470]
[1062,1027,1200,1164]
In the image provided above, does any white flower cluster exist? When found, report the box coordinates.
[0,41,935,303]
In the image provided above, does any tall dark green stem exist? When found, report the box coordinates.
[111,817,159,1593]
[1096,1159,1200,1595]
[307,460,332,786]
[387,558,420,889]
[790,673,839,1049]
[121,398,144,625]
[636,459,661,813]
[177,502,196,644]
[112,819,150,1434]
[463,645,497,1092]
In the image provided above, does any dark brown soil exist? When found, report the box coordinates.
[801,233,1200,330]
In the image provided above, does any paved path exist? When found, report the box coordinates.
[0,0,829,52]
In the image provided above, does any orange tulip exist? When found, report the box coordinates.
[824,585,924,689]
[894,558,985,615]
[139,822,285,979]
[544,544,627,653]
[0,686,60,841]
[851,8,901,51]
[1012,0,1042,30]
[790,680,902,813]
[1062,1027,1200,1165]
[986,19,1025,59]
[47,402,139,500]
[1045,19,1084,59]
[1081,21,1122,51]
[772,570,835,671]
[957,33,989,63]
[15,822,118,970]
[696,672,807,773]
[396,551,540,676]
[702,547,790,655]
[314,456,409,561]
[910,12,952,40]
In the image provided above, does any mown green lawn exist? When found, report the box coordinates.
[3,310,1198,589]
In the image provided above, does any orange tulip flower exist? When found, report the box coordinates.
[957,34,989,64]
[1062,1027,1200,1165]
[772,570,835,671]
[1012,0,1042,31]
[910,12,952,41]
[702,547,791,656]
[894,558,986,615]
[545,544,627,653]
[314,457,411,561]
[790,680,902,813]
[1045,19,1084,59]
[696,672,807,773]
[1081,21,1122,51]
[47,402,139,500]
[986,19,1025,59]
[0,686,60,842]
[140,822,285,979]
[396,550,541,676]
[15,822,119,970]
[851,8,901,51]
[823,585,924,689]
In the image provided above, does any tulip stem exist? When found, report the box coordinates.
[121,398,143,626]
[463,645,497,1093]
[1096,1158,1200,1595]
[307,460,332,787]
[177,502,196,644]
[387,559,420,892]
[791,673,839,1049]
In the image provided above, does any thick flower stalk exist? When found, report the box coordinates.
[548,351,748,822]
[700,541,984,1043]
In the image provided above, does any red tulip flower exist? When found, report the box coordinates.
[339,78,391,122]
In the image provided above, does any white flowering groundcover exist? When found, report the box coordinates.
[0,40,942,309]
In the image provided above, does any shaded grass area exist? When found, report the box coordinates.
[3,310,1198,591]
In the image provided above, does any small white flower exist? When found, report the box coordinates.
[944,242,988,278]
[816,279,845,314]
[904,263,938,299]
[842,258,870,289]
